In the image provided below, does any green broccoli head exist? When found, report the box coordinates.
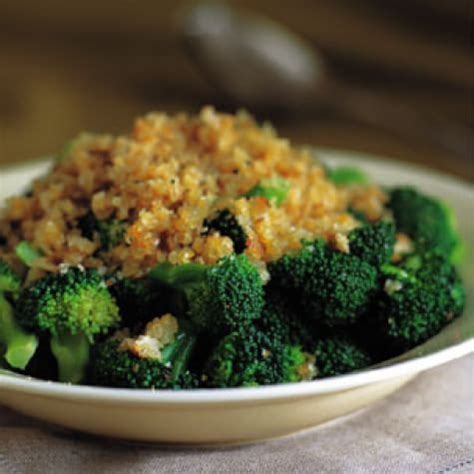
[89,338,198,389]
[110,277,167,328]
[375,252,465,351]
[150,254,265,336]
[79,211,127,251]
[14,266,120,383]
[312,335,372,378]
[388,187,463,262]
[269,240,377,327]
[16,266,120,341]
[88,317,198,389]
[259,289,316,349]
[203,209,247,254]
[349,220,396,268]
[245,176,291,206]
[0,259,22,296]
[204,327,315,388]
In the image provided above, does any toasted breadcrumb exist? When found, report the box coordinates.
[118,314,179,360]
[392,232,414,262]
[0,107,387,277]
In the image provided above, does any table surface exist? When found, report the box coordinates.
[1,354,473,474]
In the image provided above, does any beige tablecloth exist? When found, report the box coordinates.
[1,355,473,474]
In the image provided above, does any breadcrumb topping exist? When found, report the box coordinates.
[118,314,179,360]
[0,107,387,278]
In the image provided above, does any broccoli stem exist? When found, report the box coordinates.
[56,139,76,162]
[245,176,290,206]
[50,331,90,383]
[327,166,369,186]
[0,295,39,370]
[149,262,207,287]
[15,241,42,267]
[169,334,197,383]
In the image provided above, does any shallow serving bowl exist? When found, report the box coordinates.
[0,150,472,445]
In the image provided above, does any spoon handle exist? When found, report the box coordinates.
[326,81,473,161]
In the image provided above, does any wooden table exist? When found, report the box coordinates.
[0,0,472,179]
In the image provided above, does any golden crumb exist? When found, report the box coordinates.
[0,107,387,277]
[118,314,179,360]
[392,232,414,262]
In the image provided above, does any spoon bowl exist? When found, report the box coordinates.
[182,3,327,108]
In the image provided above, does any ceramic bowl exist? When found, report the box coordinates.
[0,150,472,445]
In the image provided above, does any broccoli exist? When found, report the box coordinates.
[348,220,396,268]
[0,294,39,370]
[56,139,76,162]
[312,335,372,378]
[204,326,315,387]
[15,267,120,382]
[79,211,127,251]
[0,259,21,296]
[245,176,291,206]
[259,289,316,349]
[327,166,369,186]
[203,209,247,253]
[372,252,465,352]
[22,338,59,381]
[388,187,463,263]
[15,241,42,267]
[269,240,377,327]
[348,207,369,224]
[88,315,198,389]
[110,277,167,328]
[150,255,265,336]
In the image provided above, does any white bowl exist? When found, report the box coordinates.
[0,150,472,445]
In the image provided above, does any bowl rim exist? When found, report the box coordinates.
[0,150,472,405]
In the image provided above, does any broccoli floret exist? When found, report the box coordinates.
[373,252,465,352]
[88,316,198,389]
[16,267,119,339]
[79,211,127,251]
[0,294,39,370]
[89,339,198,389]
[259,289,316,349]
[312,335,372,378]
[327,166,369,186]
[388,187,463,262]
[204,327,315,387]
[110,277,167,328]
[203,209,247,253]
[15,267,120,382]
[245,176,291,206]
[0,259,21,296]
[349,220,396,268]
[269,240,377,327]
[150,255,264,336]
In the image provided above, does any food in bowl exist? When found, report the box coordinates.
[0,107,466,389]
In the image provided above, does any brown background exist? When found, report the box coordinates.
[0,0,472,178]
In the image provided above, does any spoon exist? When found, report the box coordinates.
[181,3,473,161]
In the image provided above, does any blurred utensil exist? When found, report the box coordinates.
[181,3,473,161]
